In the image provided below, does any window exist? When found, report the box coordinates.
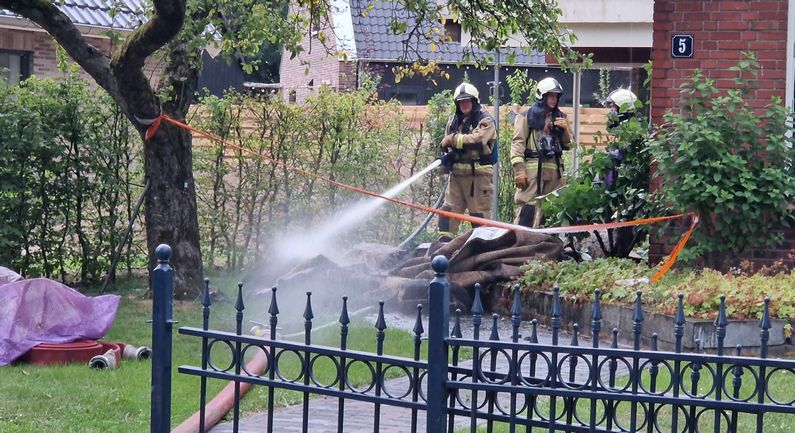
[443,20,461,43]
[0,50,31,85]
[386,90,419,105]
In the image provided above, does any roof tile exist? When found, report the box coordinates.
[348,0,544,65]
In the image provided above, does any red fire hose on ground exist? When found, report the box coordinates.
[171,347,268,433]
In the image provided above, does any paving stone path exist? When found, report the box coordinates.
[211,315,629,433]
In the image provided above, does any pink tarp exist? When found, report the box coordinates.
[0,268,121,366]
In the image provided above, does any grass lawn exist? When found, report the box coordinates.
[0,273,430,432]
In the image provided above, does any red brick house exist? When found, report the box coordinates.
[0,0,245,96]
[648,0,794,267]
[0,1,151,83]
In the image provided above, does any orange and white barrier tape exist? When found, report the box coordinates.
[146,115,698,282]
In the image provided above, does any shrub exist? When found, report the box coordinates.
[542,102,666,257]
[192,83,440,269]
[517,258,795,320]
[649,53,795,268]
[0,63,143,283]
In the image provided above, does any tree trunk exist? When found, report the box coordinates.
[142,122,204,299]
[138,38,204,300]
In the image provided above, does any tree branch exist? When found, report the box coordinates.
[0,0,116,96]
[111,0,187,121]
[113,0,186,72]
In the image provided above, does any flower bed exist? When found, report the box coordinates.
[517,258,795,320]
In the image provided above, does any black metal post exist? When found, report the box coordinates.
[414,304,425,433]
[150,244,174,433]
[199,278,211,433]
[427,255,450,433]
[233,283,245,433]
[714,296,728,433]
[337,296,350,433]
[267,287,279,433]
[471,284,484,433]
[302,292,314,433]
[447,308,461,433]
[589,289,602,433]
[629,291,644,433]
[374,301,387,433]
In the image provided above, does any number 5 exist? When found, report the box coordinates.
[678,38,686,54]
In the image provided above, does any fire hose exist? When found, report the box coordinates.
[398,174,450,249]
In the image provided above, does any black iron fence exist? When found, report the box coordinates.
[149,245,795,433]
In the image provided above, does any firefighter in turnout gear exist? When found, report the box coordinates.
[604,88,639,129]
[437,82,497,239]
[510,77,572,227]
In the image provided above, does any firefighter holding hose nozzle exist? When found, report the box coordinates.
[437,82,497,240]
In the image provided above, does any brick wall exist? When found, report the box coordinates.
[649,0,792,269]
[0,27,162,86]
[278,4,345,103]
[650,0,788,121]
[338,61,358,92]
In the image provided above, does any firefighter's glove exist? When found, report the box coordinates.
[514,173,529,190]
[438,152,456,168]
[440,134,455,150]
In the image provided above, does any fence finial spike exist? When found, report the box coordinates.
[472,283,484,316]
[202,278,211,308]
[375,300,387,331]
[632,290,644,323]
[551,285,562,319]
[760,297,772,331]
[339,296,350,326]
[489,313,500,341]
[675,293,686,326]
[431,255,449,276]
[570,323,579,347]
[303,291,314,321]
[592,289,603,321]
[414,304,425,336]
[235,282,245,312]
[591,289,603,347]
[511,284,522,317]
[735,344,742,356]
[651,332,658,351]
[526,319,539,344]
[268,286,279,316]
[716,295,728,328]
[155,243,171,263]
[611,328,619,349]
[451,308,461,338]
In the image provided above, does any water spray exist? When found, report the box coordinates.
[278,159,442,261]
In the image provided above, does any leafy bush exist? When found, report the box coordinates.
[649,53,795,268]
[192,83,442,269]
[0,62,143,283]
[518,258,795,320]
[542,102,666,257]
